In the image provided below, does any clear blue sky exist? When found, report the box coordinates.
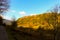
[4,0,59,20]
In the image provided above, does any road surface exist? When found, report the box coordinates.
[0,25,8,40]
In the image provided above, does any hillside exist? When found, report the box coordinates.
[17,12,60,30]
[1,12,60,40]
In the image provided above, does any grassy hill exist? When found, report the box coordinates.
[17,12,60,30]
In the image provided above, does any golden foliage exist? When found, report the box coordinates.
[17,12,60,30]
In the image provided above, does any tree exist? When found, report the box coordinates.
[0,0,9,40]
[0,0,9,14]
[11,16,17,30]
[0,0,9,24]
[46,5,60,40]
[0,16,3,25]
[50,5,60,40]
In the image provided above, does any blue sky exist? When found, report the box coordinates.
[3,0,59,20]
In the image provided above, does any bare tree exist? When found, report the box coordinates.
[47,5,60,40]
[11,16,17,30]
[0,0,9,14]
[52,5,60,13]
[0,0,9,24]
[0,0,9,40]
[51,5,60,40]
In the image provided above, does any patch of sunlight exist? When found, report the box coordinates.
[33,25,40,29]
